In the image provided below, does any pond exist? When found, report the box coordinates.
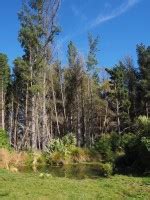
[19,164,103,179]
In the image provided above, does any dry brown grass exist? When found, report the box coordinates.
[0,148,28,170]
[0,148,10,169]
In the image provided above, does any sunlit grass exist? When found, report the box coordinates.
[0,169,150,200]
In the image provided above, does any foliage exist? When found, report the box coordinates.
[137,44,150,115]
[141,137,150,151]
[137,116,150,136]
[46,133,76,155]
[47,139,67,154]
[106,62,131,133]
[69,147,91,163]
[48,151,68,166]
[99,163,113,177]
[0,53,10,90]
[45,134,99,165]
[94,133,130,162]
[121,133,137,149]
[110,132,121,151]
[86,33,99,81]
[0,129,10,150]
[62,133,76,147]
[94,135,114,162]
[116,131,150,174]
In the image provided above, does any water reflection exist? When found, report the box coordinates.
[19,164,102,179]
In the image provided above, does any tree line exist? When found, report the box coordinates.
[0,0,150,151]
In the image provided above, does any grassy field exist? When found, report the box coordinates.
[0,169,150,200]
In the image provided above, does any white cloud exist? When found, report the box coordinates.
[71,5,87,21]
[56,0,141,62]
[91,0,140,28]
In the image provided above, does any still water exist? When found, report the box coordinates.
[19,164,103,179]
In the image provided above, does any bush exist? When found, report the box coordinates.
[46,134,78,165]
[46,133,99,165]
[70,147,90,163]
[25,151,46,168]
[137,116,150,136]
[47,139,66,153]
[46,133,76,155]
[62,133,76,147]
[121,133,136,149]
[94,135,114,162]
[48,151,68,166]
[99,163,113,177]
[111,133,121,152]
[115,133,150,174]
[141,137,150,152]
[0,129,11,149]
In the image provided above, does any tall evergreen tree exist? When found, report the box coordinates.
[0,53,10,130]
[106,62,131,134]
[12,0,60,150]
[137,44,150,117]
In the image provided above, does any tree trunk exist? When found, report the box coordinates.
[1,80,5,130]
[31,96,37,150]
[0,72,2,129]
[14,102,19,150]
[42,71,47,149]
[51,71,60,136]
[116,98,121,134]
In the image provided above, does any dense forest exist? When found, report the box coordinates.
[0,0,150,176]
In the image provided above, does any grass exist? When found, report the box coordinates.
[0,169,150,200]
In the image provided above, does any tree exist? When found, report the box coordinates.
[65,42,84,146]
[123,56,138,121]
[11,0,60,150]
[106,62,131,134]
[0,53,10,130]
[137,44,150,117]
[86,34,100,145]
[86,33,99,82]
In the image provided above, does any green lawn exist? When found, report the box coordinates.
[0,169,150,200]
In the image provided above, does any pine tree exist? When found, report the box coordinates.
[137,44,150,117]
[0,53,10,130]
[106,62,131,134]
[12,0,60,150]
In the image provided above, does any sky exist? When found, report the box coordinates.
[0,0,150,68]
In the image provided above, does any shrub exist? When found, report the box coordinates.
[48,151,68,166]
[94,135,114,162]
[121,133,136,149]
[46,134,77,165]
[25,151,46,168]
[99,163,113,177]
[70,147,89,163]
[46,133,76,154]
[62,133,76,147]
[47,138,66,153]
[46,134,103,165]
[137,116,150,136]
[141,137,150,152]
[0,129,11,149]
[115,133,150,174]
[111,133,121,152]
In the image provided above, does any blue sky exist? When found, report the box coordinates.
[0,0,150,68]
